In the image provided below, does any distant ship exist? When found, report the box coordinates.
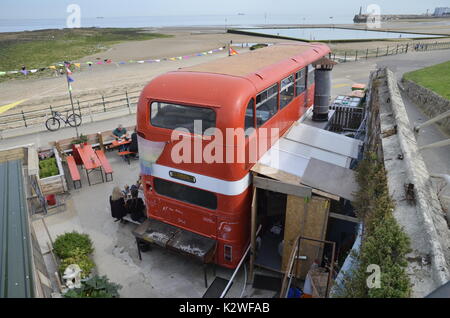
[96,16,104,19]
[238,13,245,16]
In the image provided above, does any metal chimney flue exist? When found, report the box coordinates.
[312,57,336,122]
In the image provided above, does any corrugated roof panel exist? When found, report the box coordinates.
[0,160,34,298]
[285,123,362,159]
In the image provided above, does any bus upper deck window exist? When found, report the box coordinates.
[150,102,216,135]
[256,84,278,127]
[280,74,294,109]
[244,99,255,136]
[307,64,315,87]
[295,68,306,96]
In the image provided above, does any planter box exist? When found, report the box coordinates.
[38,147,68,196]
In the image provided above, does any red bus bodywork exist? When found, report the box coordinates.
[136,43,330,268]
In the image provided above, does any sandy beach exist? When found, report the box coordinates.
[0,23,449,117]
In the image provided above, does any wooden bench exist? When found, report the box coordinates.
[95,149,114,182]
[123,215,143,225]
[66,155,81,189]
[118,150,137,165]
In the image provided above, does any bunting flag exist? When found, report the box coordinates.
[0,46,231,75]
[229,47,239,56]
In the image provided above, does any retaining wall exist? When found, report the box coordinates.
[401,78,450,134]
[369,68,450,297]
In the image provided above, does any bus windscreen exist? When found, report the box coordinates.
[150,102,216,134]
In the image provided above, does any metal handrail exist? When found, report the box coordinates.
[219,225,262,298]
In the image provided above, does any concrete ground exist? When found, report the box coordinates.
[32,149,276,298]
[4,46,449,298]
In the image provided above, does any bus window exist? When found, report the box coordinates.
[280,74,294,108]
[307,64,315,87]
[244,99,255,136]
[295,68,306,96]
[256,83,278,127]
[154,177,218,210]
[150,102,216,135]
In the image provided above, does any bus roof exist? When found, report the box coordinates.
[179,42,330,79]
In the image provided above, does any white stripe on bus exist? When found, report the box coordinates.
[150,164,251,196]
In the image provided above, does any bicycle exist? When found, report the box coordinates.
[45,110,82,131]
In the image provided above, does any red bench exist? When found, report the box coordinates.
[95,149,114,182]
[118,150,137,165]
[66,155,81,189]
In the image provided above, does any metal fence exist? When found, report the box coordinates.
[330,40,450,63]
[0,90,140,131]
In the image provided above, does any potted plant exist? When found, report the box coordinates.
[37,147,68,195]
[71,134,88,146]
[71,134,88,153]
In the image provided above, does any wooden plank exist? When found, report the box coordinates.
[0,148,25,162]
[251,163,301,185]
[27,145,39,176]
[311,189,340,201]
[253,175,312,198]
[329,212,360,223]
[281,196,330,279]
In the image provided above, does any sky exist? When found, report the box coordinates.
[1,0,449,19]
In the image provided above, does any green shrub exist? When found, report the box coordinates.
[250,43,268,50]
[59,250,95,279]
[334,152,411,298]
[63,275,122,298]
[70,134,88,145]
[39,157,59,178]
[53,231,94,259]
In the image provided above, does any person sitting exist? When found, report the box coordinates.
[112,124,129,152]
[129,128,138,154]
[112,124,127,140]
[110,186,127,223]
[126,188,146,223]
[127,128,139,159]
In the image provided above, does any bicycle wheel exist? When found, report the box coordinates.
[45,117,61,131]
[67,113,82,127]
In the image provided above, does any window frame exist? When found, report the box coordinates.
[255,83,279,128]
[244,97,256,137]
[153,177,218,210]
[294,68,307,97]
[149,100,217,136]
[307,64,315,87]
[279,74,295,109]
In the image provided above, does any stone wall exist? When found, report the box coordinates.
[369,68,450,297]
[401,78,450,134]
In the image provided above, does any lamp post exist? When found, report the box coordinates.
[64,61,79,138]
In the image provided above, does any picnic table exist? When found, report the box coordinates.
[110,138,131,149]
[73,143,104,186]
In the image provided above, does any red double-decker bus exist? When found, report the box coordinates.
[136,43,330,268]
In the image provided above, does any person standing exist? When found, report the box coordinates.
[110,186,127,223]
[126,188,146,223]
